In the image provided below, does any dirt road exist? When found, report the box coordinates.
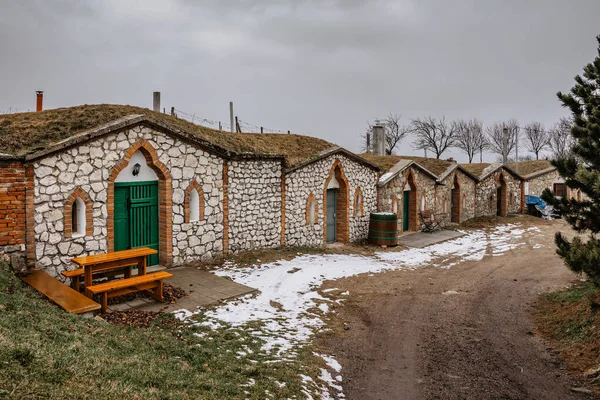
[324,220,597,399]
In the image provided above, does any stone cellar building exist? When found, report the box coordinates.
[460,163,524,217]
[362,154,479,232]
[0,105,379,276]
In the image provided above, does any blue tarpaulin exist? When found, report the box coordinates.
[526,195,547,210]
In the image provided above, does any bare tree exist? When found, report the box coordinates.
[486,119,520,163]
[411,116,457,159]
[362,113,409,154]
[454,119,487,163]
[523,122,550,160]
[548,117,574,159]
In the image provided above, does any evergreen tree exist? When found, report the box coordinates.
[542,35,600,286]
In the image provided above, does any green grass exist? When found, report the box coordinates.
[0,266,323,399]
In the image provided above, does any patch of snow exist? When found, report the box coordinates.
[180,223,538,398]
[379,172,395,183]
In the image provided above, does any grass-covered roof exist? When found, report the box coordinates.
[508,160,554,177]
[459,163,493,179]
[0,104,336,167]
[359,153,455,177]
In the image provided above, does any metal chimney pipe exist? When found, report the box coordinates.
[153,92,160,112]
[36,91,44,112]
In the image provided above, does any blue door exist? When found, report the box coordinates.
[326,189,337,242]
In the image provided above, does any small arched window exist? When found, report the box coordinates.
[64,187,92,239]
[72,198,85,236]
[354,188,364,217]
[392,194,399,214]
[462,193,467,209]
[306,193,318,225]
[189,190,200,222]
[509,191,514,207]
[421,193,426,211]
[185,180,205,223]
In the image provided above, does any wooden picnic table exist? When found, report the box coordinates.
[71,247,158,298]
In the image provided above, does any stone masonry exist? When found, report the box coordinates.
[378,165,436,232]
[33,125,224,276]
[475,168,522,217]
[436,169,477,224]
[285,154,378,246]
[227,160,282,253]
[525,169,559,197]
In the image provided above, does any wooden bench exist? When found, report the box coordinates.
[71,248,158,297]
[87,271,173,312]
[61,266,133,292]
[21,269,101,314]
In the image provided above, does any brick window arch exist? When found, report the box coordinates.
[185,180,205,223]
[306,193,318,225]
[64,187,93,238]
[354,188,364,217]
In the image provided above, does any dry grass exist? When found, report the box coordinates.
[508,160,554,176]
[360,153,454,176]
[459,163,492,179]
[459,214,551,230]
[396,155,454,176]
[0,104,334,167]
[359,153,404,172]
[533,281,600,392]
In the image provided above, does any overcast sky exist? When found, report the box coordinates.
[1,0,598,162]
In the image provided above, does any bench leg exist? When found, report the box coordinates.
[101,293,108,313]
[70,276,81,292]
[148,280,165,303]
[124,266,132,279]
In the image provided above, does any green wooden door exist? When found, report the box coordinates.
[403,191,410,231]
[114,181,159,266]
[326,189,337,242]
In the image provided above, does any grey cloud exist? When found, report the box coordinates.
[1,0,599,161]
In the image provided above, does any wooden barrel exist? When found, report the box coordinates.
[368,212,398,246]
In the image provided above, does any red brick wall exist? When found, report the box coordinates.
[0,162,27,248]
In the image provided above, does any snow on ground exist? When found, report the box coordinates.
[176,224,542,399]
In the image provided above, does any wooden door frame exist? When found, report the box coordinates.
[496,172,508,217]
[451,173,461,223]
[401,170,418,231]
[107,139,173,267]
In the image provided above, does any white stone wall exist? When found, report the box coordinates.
[33,125,224,276]
[227,160,282,253]
[525,170,559,197]
[285,154,378,246]
[475,170,522,217]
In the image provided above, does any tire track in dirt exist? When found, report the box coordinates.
[322,221,597,400]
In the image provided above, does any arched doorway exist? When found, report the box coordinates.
[402,171,418,232]
[107,139,173,266]
[451,174,461,223]
[497,173,507,217]
[323,160,349,243]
